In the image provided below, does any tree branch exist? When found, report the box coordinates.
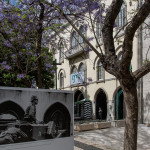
[102,0,123,56]
[133,61,150,81]
[122,0,150,66]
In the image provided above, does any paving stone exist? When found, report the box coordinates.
[74,124,150,150]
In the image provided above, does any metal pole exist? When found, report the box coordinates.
[55,59,57,90]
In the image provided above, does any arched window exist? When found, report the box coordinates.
[59,42,64,58]
[96,21,102,39]
[60,72,64,88]
[117,2,126,27]
[71,31,77,47]
[79,26,85,44]
[78,63,85,73]
[97,60,104,80]
[71,66,77,74]
[78,63,85,83]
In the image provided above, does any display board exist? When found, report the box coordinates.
[0,87,74,150]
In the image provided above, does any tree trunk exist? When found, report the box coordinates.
[36,33,42,88]
[122,85,138,150]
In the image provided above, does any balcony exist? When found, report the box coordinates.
[65,43,87,59]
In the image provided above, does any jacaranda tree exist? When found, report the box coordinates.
[43,0,150,149]
[0,0,56,88]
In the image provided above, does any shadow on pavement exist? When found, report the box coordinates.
[74,140,104,150]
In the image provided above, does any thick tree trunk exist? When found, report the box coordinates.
[122,85,138,150]
[36,2,45,89]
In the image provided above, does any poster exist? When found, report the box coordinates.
[0,87,73,149]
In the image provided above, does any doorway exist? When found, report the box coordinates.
[95,89,107,120]
[115,89,124,120]
[74,90,84,118]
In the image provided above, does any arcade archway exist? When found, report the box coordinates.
[95,89,107,120]
[44,102,71,137]
[115,88,125,120]
[74,90,84,118]
[0,101,25,120]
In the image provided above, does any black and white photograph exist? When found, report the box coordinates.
[0,87,73,149]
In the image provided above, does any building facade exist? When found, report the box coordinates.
[52,0,150,123]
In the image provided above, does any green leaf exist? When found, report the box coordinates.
[22,14,27,19]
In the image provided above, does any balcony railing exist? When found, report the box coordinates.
[65,43,86,59]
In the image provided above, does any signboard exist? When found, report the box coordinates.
[70,72,84,85]
[0,87,74,150]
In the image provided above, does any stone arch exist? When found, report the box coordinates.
[44,102,71,137]
[0,101,25,120]
[94,88,108,103]
[71,30,78,47]
[58,68,66,80]
[112,86,122,102]
[113,87,125,120]
[74,89,85,118]
[74,89,85,102]
[70,65,78,74]
[94,88,108,120]
[70,55,87,69]
[93,56,99,70]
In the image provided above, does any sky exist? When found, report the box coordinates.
[9,0,17,5]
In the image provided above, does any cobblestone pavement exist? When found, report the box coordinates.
[74,124,150,150]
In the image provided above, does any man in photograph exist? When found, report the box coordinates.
[24,95,38,123]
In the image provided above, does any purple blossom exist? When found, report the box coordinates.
[45,63,53,69]
[113,22,117,28]
[18,35,23,40]
[31,79,36,88]
[0,13,4,20]
[86,46,92,53]
[37,53,40,57]
[19,52,23,55]
[68,51,72,54]
[27,51,32,55]
[11,54,16,57]
[5,29,13,34]
[25,27,29,32]
[51,70,55,74]
[87,77,93,82]
[14,24,18,29]
[17,74,25,79]
[3,65,11,70]
[4,40,12,48]
[82,81,88,87]
[25,43,31,49]
[1,61,7,65]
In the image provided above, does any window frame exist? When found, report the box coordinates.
[59,42,64,59]
[116,2,126,28]
[60,72,64,88]
[79,26,85,44]
[71,31,78,48]
[97,61,104,80]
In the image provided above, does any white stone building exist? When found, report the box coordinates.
[51,0,150,123]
